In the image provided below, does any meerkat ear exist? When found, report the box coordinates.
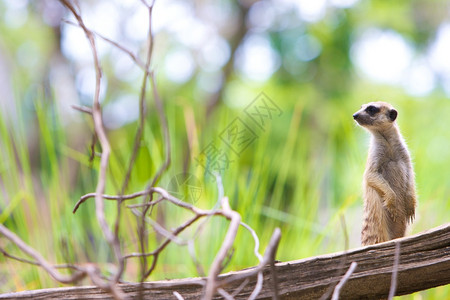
[389,109,398,121]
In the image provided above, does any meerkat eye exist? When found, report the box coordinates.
[365,105,380,116]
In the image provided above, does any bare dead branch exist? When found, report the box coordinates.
[173,291,184,300]
[71,104,93,115]
[129,4,168,283]
[320,214,349,300]
[2,3,283,300]
[0,247,41,267]
[269,239,279,300]
[331,261,358,300]
[0,229,124,299]
[249,272,264,300]
[230,278,250,297]
[139,0,155,9]
[94,31,147,72]
[151,187,211,215]
[0,224,86,284]
[0,247,80,271]
[139,205,228,280]
[59,0,124,286]
[119,187,268,282]
[204,197,241,299]
[124,213,201,265]
[240,221,263,262]
[218,228,281,288]
[218,288,234,300]
[142,215,185,246]
[388,242,401,300]
[74,187,226,222]
[67,92,275,299]
[250,227,281,300]
[126,197,164,209]
[73,190,150,213]
[146,73,171,190]
[63,19,153,77]
[119,0,154,239]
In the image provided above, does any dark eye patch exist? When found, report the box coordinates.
[365,105,380,116]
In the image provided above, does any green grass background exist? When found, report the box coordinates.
[1,81,449,299]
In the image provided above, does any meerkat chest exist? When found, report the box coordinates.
[367,143,411,188]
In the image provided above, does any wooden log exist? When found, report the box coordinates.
[1,223,449,299]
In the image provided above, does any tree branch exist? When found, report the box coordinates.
[0,224,86,284]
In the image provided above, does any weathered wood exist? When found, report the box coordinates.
[1,223,449,299]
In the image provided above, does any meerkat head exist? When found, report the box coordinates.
[353,102,398,132]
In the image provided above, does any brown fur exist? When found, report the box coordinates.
[353,102,416,246]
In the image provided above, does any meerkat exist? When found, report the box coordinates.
[353,102,416,246]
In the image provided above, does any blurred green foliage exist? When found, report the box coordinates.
[0,0,449,298]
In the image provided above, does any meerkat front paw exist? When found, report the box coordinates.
[383,192,398,221]
[385,204,399,222]
[406,206,415,218]
[405,194,416,220]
